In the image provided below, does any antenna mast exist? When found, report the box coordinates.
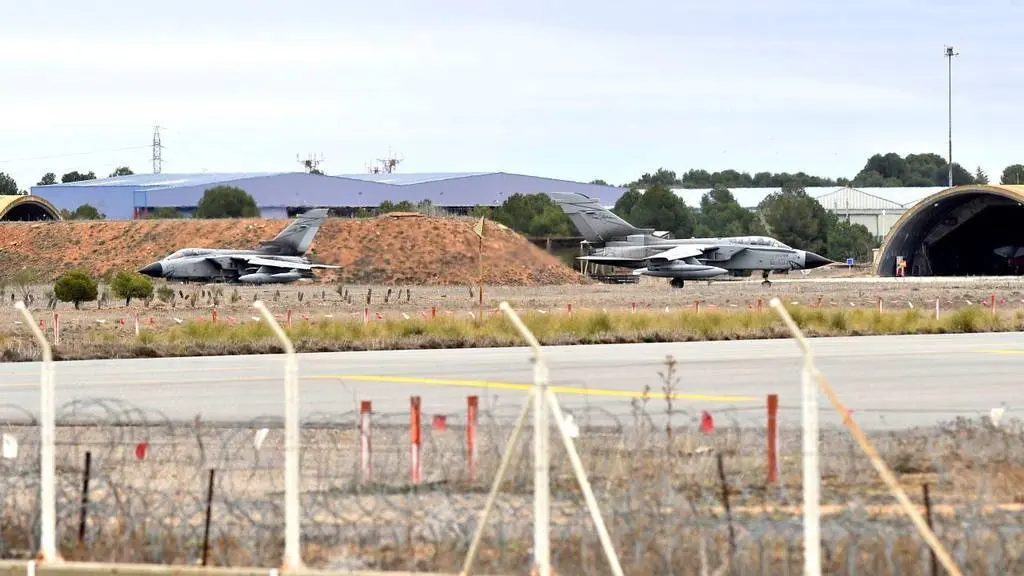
[367,148,403,174]
[297,153,325,174]
[152,125,163,174]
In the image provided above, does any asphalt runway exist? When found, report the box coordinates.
[0,332,1022,430]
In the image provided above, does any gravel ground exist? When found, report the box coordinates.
[5,274,1024,329]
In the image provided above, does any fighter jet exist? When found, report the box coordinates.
[548,191,833,287]
[137,208,341,285]
[994,245,1024,273]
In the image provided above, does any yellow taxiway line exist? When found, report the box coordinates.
[0,373,757,403]
[975,348,1024,356]
[310,374,758,403]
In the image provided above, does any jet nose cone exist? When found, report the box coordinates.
[138,262,163,277]
[803,251,833,269]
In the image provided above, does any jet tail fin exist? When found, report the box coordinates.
[257,208,329,255]
[547,191,642,243]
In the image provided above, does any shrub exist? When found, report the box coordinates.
[53,270,98,310]
[110,270,155,306]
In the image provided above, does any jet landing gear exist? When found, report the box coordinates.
[761,271,772,288]
[669,278,685,289]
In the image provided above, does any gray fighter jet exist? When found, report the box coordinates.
[138,208,340,284]
[549,192,833,287]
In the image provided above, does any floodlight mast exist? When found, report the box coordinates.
[945,45,958,188]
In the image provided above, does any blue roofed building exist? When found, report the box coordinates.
[30,171,627,220]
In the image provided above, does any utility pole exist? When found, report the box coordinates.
[152,125,163,174]
[945,45,958,187]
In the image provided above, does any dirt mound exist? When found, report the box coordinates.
[0,216,590,286]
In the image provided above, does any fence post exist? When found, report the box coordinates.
[253,300,303,571]
[770,297,964,576]
[767,394,779,485]
[14,302,60,563]
[768,299,820,576]
[53,312,60,346]
[467,395,478,482]
[410,396,422,485]
[360,401,372,482]
[504,301,623,576]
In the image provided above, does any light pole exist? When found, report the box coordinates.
[945,45,958,187]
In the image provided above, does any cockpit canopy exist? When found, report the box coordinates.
[166,248,212,259]
[728,236,791,249]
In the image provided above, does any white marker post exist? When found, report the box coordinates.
[460,302,624,576]
[15,302,60,563]
[254,301,303,571]
[769,298,820,576]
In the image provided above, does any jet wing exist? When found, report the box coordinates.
[245,256,342,270]
[647,244,713,263]
[204,255,341,272]
[245,256,313,270]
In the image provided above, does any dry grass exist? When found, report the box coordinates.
[0,298,1022,361]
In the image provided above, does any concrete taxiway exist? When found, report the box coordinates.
[0,332,1021,430]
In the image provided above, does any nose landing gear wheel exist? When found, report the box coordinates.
[670,278,685,289]
[761,271,772,288]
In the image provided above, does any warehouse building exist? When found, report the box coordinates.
[29,171,627,220]
[672,185,941,242]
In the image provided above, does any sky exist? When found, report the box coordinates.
[1,0,1023,190]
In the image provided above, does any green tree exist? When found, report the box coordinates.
[974,166,989,185]
[37,172,57,186]
[676,168,840,189]
[852,152,974,187]
[826,219,877,263]
[469,205,493,219]
[758,186,832,255]
[618,184,695,238]
[612,188,642,220]
[194,185,260,218]
[61,204,105,220]
[110,270,154,306]
[377,200,415,214]
[61,171,96,183]
[53,270,98,310]
[490,193,574,237]
[694,186,755,237]
[1001,164,1024,185]
[0,172,19,195]
[109,166,134,177]
[589,179,609,185]
[146,207,182,219]
[632,168,679,188]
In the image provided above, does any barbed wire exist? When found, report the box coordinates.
[1,396,1022,574]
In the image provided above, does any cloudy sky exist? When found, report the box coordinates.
[1,0,1021,189]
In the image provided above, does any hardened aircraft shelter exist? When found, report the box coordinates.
[877,184,1024,276]
[0,194,62,221]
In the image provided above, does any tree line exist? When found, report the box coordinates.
[607,154,1024,189]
